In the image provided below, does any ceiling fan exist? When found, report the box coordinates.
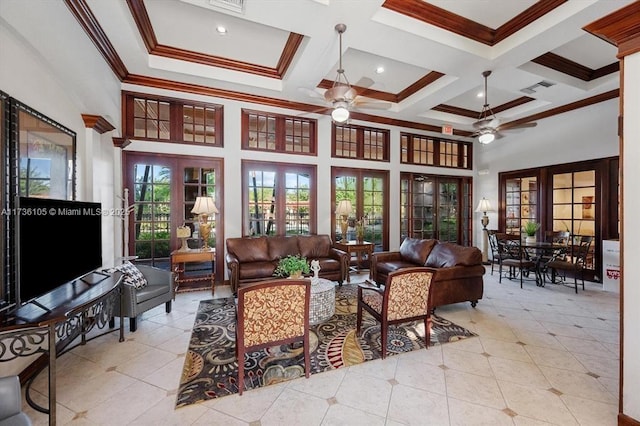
[302,23,391,122]
[471,70,537,144]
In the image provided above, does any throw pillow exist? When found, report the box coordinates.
[113,261,148,289]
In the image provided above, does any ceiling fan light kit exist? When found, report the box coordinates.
[331,102,350,122]
[478,132,495,144]
[472,70,537,144]
[307,23,391,123]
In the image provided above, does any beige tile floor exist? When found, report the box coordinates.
[24,267,619,425]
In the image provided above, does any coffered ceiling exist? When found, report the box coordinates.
[2,0,633,138]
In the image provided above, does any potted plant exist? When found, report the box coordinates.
[522,221,540,243]
[273,254,310,279]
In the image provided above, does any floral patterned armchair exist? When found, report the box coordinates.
[357,267,434,359]
[235,279,311,395]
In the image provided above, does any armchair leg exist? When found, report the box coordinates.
[381,322,388,359]
[166,301,172,313]
[130,317,137,332]
[109,317,115,329]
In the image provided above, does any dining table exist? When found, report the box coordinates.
[520,241,568,286]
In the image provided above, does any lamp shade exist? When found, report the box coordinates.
[475,198,493,213]
[331,103,350,123]
[191,196,218,215]
[335,199,353,216]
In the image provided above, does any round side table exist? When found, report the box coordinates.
[309,278,336,325]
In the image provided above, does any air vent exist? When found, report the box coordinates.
[209,0,244,13]
[521,80,556,94]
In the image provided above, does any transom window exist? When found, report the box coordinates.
[400,133,471,169]
[333,124,389,161]
[241,109,316,155]
[123,92,223,146]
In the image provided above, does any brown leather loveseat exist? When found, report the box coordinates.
[370,238,485,309]
[225,235,349,294]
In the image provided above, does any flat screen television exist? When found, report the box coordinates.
[18,197,103,306]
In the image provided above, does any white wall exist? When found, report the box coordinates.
[622,51,640,421]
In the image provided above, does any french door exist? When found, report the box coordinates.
[123,152,224,283]
[332,167,389,252]
[400,173,472,245]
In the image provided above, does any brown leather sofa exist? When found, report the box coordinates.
[225,235,349,294]
[370,238,485,309]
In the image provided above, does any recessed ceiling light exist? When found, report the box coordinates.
[376,66,385,74]
[216,26,228,35]
[477,92,484,98]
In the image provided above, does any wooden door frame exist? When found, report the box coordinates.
[122,151,225,285]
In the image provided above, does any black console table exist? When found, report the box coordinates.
[0,271,124,426]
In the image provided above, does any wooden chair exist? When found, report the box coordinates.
[356,267,433,359]
[547,235,593,293]
[235,279,311,395]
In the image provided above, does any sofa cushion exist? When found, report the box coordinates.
[399,238,437,265]
[227,237,270,263]
[376,260,417,276]
[113,261,148,289]
[268,236,300,261]
[135,284,169,303]
[239,261,278,280]
[298,235,331,258]
[425,242,482,268]
[315,258,341,273]
[427,265,485,281]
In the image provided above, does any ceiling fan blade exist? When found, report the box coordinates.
[353,76,375,88]
[488,118,501,128]
[298,87,324,99]
[297,106,332,117]
[353,97,392,110]
[498,122,537,132]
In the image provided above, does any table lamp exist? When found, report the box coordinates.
[191,196,218,250]
[475,198,494,264]
[335,200,353,243]
[475,198,493,230]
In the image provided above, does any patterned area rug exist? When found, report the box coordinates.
[176,284,476,407]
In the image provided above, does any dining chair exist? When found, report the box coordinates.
[498,238,536,288]
[543,231,570,259]
[356,267,433,359]
[487,230,501,275]
[235,279,311,395]
[546,235,593,293]
[546,230,571,245]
